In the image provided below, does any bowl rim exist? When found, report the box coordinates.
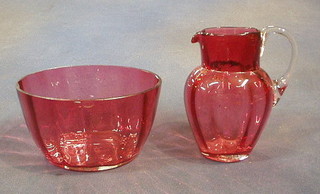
[16,65,162,101]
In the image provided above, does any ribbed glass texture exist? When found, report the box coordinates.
[185,27,274,162]
[17,65,161,171]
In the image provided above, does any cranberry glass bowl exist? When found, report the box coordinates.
[16,65,161,171]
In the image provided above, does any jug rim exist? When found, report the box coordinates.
[196,27,260,36]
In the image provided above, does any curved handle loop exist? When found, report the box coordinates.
[260,26,298,106]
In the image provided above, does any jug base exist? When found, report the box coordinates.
[201,152,249,163]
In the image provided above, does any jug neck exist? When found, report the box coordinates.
[192,27,262,72]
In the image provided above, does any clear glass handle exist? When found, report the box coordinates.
[260,26,298,106]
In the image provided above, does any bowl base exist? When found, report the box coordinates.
[51,157,136,172]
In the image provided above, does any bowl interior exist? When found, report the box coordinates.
[17,65,160,100]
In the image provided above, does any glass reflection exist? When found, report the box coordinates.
[45,115,142,167]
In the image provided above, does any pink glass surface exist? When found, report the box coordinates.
[17,65,161,171]
[191,27,261,72]
[185,68,273,162]
[185,27,274,162]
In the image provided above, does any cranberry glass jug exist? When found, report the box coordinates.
[185,26,297,162]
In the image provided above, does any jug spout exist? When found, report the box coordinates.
[192,27,262,72]
[191,33,200,43]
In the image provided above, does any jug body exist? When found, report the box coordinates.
[185,67,273,162]
[185,27,297,162]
